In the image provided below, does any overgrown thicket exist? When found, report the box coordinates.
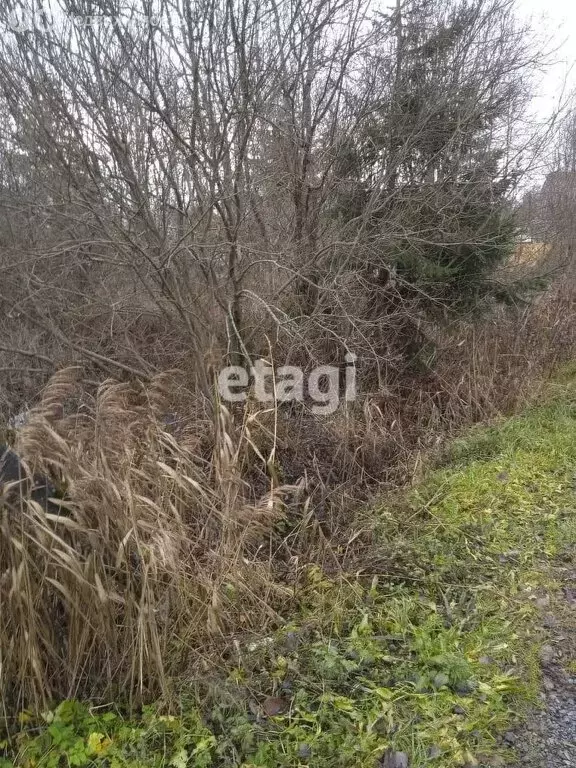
[0,0,542,403]
[0,0,574,717]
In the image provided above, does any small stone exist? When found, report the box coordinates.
[298,743,312,759]
[262,696,289,716]
[379,749,409,768]
[453,704,466,715]
[427,745,442,759]
[433,672,450,689]
[454,680,476,695]
[503,731,517,745]
[543,677,555,692]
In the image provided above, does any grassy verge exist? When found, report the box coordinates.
[3,369,576,768]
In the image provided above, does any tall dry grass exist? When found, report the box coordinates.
[0,368,300,718]
[2,273,576,720]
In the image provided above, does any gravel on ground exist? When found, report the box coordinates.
[509,566,576,768]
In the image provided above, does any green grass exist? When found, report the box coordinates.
[3,372,576,767]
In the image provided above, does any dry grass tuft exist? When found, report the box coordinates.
[0,371,299,717]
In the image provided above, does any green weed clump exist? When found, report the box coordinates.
[3,373,576,767]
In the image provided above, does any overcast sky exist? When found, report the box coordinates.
[518,0,576,118]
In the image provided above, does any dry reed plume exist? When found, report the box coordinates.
[0,368,298,717]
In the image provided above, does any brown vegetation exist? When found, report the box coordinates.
[2,267,576,714]
[0,0,575,720]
